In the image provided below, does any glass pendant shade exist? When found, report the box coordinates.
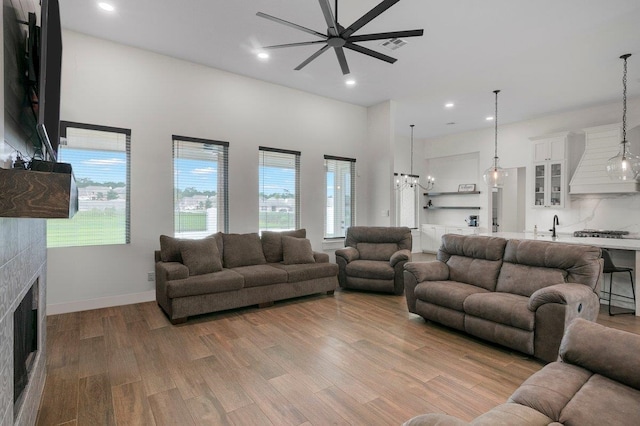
[483,158,508,188]
[606,142,640,181]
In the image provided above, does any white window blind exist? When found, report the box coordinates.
[173,136,229,238]
[324,155,355,238]
[259,147,300,231]
[47,122,131,248]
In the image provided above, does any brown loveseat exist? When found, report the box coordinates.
[155,229,338,324]
[404,234,603,362]
[404,318,640,425]
[335,226,412,295]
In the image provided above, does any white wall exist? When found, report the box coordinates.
[421,97,640,236]
[47,31,374,311]
[366,101,396,226]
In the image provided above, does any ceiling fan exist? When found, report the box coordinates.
[256,0,424,75]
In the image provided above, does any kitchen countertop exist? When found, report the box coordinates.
[482,232,640,251]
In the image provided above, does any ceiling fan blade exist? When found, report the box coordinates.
[344,42,397,64]
[257,12,326,38]
[295,45,331,70]
[318,0,339,36]
[342,0,400,38]
[263,40,327,50]
[334,47,350,75]
[348,29,424,43]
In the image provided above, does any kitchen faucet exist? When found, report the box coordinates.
[550,215,559,239]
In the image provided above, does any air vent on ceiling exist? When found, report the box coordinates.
[379,38,407,51]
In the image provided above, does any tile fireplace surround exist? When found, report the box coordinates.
[0,217,47,425]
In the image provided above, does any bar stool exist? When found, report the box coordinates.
[602,249,636,316]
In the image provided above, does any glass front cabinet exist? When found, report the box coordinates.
[531,132,571,209]
[534,161,565,208]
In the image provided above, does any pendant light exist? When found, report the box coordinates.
[483,90,508,187]
[606,54,640,181]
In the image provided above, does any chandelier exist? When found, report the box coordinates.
[395,125,435,191]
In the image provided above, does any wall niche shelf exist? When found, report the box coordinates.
[423,190,481,210]
[424,191,481,196]
[423,206,481,210]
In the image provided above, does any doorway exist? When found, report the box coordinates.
[490,167,526,233]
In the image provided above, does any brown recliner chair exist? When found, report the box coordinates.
[335,226,412,295]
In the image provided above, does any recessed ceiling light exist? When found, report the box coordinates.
[257,52,269,60]
[345,79,356,86]
[98,2,115,12]
[486,116,494,121]
[445,103,454,108]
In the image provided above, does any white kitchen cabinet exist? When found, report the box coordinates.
[530,132,572,208]
[421,224,477,253]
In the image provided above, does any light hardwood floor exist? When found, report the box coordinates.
[36,289,640,425]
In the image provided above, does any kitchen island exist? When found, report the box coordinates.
[484,232,639,316]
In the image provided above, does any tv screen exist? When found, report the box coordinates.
[37,0,62,161]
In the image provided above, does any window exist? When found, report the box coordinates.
[47,122,131,247]
[173,135,228,238]
[324,155,355,238]
[259,147,300,231]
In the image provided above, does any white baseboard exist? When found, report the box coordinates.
[46,290,156,315]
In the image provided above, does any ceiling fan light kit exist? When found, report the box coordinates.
[257,0,424,75]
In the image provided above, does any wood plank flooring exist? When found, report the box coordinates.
[36,291,640,425]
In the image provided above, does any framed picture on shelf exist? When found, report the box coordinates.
[457,184,476,192]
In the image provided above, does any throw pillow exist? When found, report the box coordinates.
[261,228,307,263]
[179,238,223,276]
[160,235,185,262]
[282,236,315,265]
[222,233,267,268]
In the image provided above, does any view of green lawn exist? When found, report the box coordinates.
[47,210,128,247]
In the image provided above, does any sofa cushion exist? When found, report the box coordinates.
[356,242,398,261]
[179,237,223,276]
[166,269,245,298]
[271,262,338,283]
[446,255,504,292]
[345,226,412,251]
[496,262,567,297]
[414,281,489,311]
[509,362,592,422]
[501,239,602,289]
[261,229,306,263]
[559,374,640,425]
[159,235,185,262]
[345,260,394,280]
[282,236,315,264]
[463,292,534,331]
[231,264,288,288]
[222,233,266,268]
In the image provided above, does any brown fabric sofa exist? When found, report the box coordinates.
[335,226,412,295]
[155,229,338,324]
[404,234,603,362]
[403,318,640,425]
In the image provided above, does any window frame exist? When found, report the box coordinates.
[172,135,229,237]
[258,146,301,232]
[324,155,356,239]
[47,121,131,248]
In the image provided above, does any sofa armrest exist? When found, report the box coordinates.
[559,318,640,390]
[335,246,359,263]
[313,251,329,263]
[390,249,411,267]
[156,261,189,281]
[528,283,595,311]
[404,261,449,283]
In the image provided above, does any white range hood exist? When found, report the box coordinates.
[569,123,640,194]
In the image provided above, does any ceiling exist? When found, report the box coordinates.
[58,0,640,139]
